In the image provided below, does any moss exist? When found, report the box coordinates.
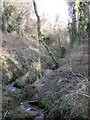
[1,58,21,84]
[1,57,31,84]
[14,78,24,88]
[6,108,33,119]
[14,69,37,88]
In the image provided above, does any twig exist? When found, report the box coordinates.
[78,93,90,98]
[69,58,81,81]
[76,73,88,82]
[3,111,8,119]
[69,57,88,82]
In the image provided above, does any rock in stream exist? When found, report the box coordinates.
[3,82,45,120]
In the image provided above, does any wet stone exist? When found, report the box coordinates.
[4,82,45,120]
[34,116,44,120]
[8,82,20,92]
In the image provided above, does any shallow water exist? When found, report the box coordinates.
[8,82,20,92]
[8,82,45,120]
[44,69,52,75]
[19,101,44,116]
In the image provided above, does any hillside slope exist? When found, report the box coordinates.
[34,41,88,119]
[1,31,88,119]
[1,32,52,84]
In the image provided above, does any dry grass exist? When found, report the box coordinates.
[35,42,88,119]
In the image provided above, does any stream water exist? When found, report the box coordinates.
[4,69,53,120]
[19,101,44,120]
[7,82,45,120]
[8,82,20,92]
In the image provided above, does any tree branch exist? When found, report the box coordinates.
[32,0,59,69]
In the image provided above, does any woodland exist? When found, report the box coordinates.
[0,0,90,120]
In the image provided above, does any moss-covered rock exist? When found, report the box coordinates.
[14,69,37,88]
[1,57,22,84]
[5,108,37,120]
[1,56,31,85]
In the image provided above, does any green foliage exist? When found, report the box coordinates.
[7,24,14,33]
[2,2,29,36]
[77,2,88,42]
[70,25,78,45]
[60,46,66,58]
[40,92,61,119]
[2,2,16,32]
[14,78,24,88]
[1,57,29,84]
[68,2,88,46]
[6,108,33,120]
[40,90,87,120]
[43,35,52,45]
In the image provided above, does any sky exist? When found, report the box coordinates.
[35,0,70,27]
[7,0,71,27]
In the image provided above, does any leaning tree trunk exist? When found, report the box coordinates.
[88,1,90,119]
[32,0,59,69]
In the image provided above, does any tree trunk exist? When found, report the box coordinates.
[76,0,79,32]
[32,0,59,69]
[88,1,90,119]
[71,2,77,45]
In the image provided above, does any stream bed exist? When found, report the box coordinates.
[3,69,53,120]
[3,81,45,120]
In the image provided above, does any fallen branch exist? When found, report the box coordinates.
[3,111,8,119]
[69,57,88,82]
[78,93,90,98]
